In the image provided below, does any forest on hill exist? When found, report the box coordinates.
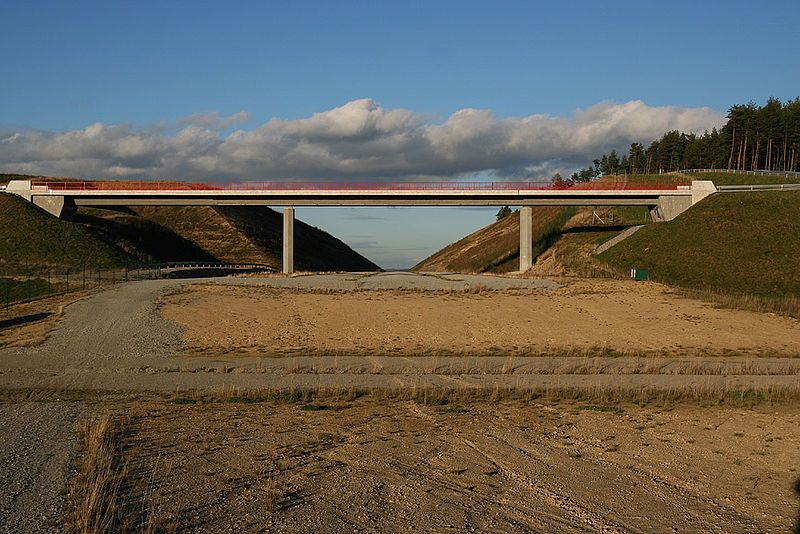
[570,97,800,180]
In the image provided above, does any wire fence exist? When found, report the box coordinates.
[0,262,275,311]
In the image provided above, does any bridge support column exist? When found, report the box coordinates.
[283,207,294,274]
[519,206,532,272]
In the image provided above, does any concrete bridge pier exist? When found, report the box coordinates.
[283,207,294,274]
[519,206,533,272]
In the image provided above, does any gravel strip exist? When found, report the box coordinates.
[0,401,86,533]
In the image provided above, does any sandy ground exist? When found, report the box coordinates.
[0,273,799,532]
[0,275,798,392]
[165,278,800,357]
[117,399,800,533]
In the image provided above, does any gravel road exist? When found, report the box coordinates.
[0,401,86,533]
[223,271,562,291]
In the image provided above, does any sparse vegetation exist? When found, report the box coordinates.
[0,277,54,302]
[67,414,129,533]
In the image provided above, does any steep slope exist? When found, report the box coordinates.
[412,204,651,274]
[117,205,379,271]
[412,207,575,273]
[0,193,128,270]
[597,191,800,297]
[1,193,379,272]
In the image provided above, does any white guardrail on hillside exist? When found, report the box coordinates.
[675,168,800,192]
[716,183,800,191]
[682,168,800,178]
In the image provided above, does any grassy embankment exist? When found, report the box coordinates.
[0,278,54,303]
[0,194,129,271]
[597,190,800,315]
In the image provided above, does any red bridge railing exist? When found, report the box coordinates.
[31,180,690,192]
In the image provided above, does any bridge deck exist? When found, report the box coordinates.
[28,180,692,207]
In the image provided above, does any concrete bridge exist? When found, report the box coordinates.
[4,179,716,274]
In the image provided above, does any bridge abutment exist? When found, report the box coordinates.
[651,181,716,222]
[283,207,294,274]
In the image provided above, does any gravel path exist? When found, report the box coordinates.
[0,401,86,533]
[222,271,561,291]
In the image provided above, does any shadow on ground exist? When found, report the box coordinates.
[0,312,52,330]
[562,225,632,234]
[794,478,800,534]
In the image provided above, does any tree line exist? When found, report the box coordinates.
[569,97,800,181]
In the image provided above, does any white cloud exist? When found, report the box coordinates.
[0,99,723,181]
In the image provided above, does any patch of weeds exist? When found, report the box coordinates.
[578,405,624,414]
[300,404,333,411]
[226,396,260,404]
[265,391,306,403]
[170,398,197,405]
[727,390,766,403]
[437,406,470,414]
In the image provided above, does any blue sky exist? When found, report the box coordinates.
[2,1,799,268]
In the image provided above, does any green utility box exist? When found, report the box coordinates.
[630,268,649,281]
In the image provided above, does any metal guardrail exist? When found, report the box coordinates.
[717,184,800,192]
[130,261,275,272]
[681,168,800,178]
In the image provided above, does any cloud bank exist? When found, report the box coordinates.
[0,99,723,181]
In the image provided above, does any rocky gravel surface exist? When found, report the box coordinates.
[226,271,561,291]
[0,401,86,533]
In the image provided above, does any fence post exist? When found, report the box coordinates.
[83,264,86,291]
[65,269,69,292]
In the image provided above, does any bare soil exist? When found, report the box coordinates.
[162,279,800,357]
[1,275,799,532]
[0,291,93,349]
[116,399,800,533]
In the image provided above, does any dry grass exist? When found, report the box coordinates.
[67,414,129,534]
[164,382,800,409]
[681,288,800,320]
